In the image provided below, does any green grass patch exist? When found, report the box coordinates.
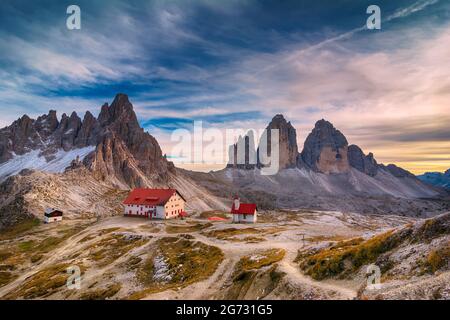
[0,250,13,262]
[86,233,149,267]
[413,217,449,243]
[166,222,212,234]
[130,237,224,299]
[307,235,356,243]
[18,240,35,252]
[224,264,285,300]
[0,271,17,287]
[202,227,283,241]
[80,283,122,300]
[4,263,77,299]
[202,227,260,240]
[0,218,40,241]
[423,245,450,274]
[234,249,285,276]
[222,250,286,300]
[299,232,402,280]
[79,227,122,243]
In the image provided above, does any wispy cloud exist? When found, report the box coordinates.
[0,0,448,173]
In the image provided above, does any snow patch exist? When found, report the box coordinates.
[249,254,263,262]
[153,254,172,283]
[0,146,95,181]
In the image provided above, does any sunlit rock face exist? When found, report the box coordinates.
[227,114,298,170]
[262,114,299,170]
[300,119,350,174]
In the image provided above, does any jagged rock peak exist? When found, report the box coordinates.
[82,110,95,121]
[69,111,79,119]
[348,144,378,177]
[312,119,348,142]
[262,114,298,169]
[18,114,32,122]
[270,114,288,124]
[98,93,138,127]
[301,119,350,174]
[110,93,133,117]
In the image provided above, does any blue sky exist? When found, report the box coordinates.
[0,0,449,173]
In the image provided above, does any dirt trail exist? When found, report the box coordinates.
[0,211,412,299]
[278,250,357,300]
[140,228,359,300]
[0,225,93,297]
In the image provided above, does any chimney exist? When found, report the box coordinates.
[233,195,240,210]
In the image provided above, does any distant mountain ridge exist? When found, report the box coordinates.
[417,169,450,191]
[0,94,174,187]
[0,95,447,225]
[0,94,227,229]
[185,114,448,216]
[227,114,422,180]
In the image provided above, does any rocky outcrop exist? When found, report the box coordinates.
[83,132,145,188]
[300,119,350,174]
[75,111,100,147]
[348,145,378,177]
[227,115,298,170]
[0,109,94,163]
[34,110,59,141]
[0,115,40,163]
[83,94,175,186]
[260,114,298,169]
[0,93,175,188]
[54,112,82,151]
[225,116,424,181]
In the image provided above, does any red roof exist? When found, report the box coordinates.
[231,203,257,215]
[208,216,228,221]
[122,189,185,206]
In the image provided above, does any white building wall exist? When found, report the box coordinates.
[44,216,63,223]
[124,204,157,218]
[163,193,185,219]
[232,212,257,223]
[156,206,165,219]
[124,192,185,220]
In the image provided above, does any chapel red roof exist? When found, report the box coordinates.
[122,188,185,206]
[231,203,257,215]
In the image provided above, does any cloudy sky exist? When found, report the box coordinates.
[0,0,449,173]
